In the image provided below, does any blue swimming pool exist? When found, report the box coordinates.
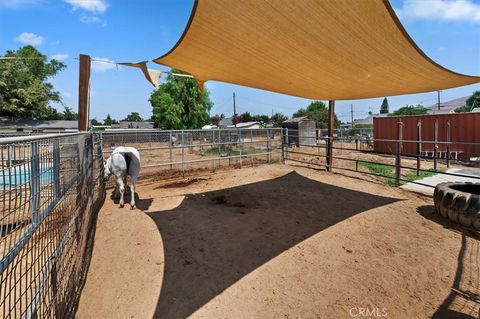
[0,164,54,188]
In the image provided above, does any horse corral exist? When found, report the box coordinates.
[77,164,479,318]
[1,130,479,318]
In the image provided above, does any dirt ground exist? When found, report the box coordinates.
[76,164,479,319]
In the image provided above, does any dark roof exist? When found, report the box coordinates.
[0,117,78,129]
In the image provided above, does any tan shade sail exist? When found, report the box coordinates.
[154,0,479,100]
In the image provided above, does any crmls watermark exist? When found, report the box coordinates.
[348,307,388,318]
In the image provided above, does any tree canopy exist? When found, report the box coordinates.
[150,69,213,129]
[391,105,428,116]
[239,112,253,122]
[293,101,340,128]
[466,91,480,110]
[103,114,118,126]
[0,46,66,119]
[380,97,389,114]
[123,112,143,122]
[270,112,288,127]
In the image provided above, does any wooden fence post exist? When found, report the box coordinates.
[78,54,91,131]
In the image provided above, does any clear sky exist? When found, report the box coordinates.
[1,0,479,123]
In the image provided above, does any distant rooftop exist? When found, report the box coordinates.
[0,117,78,130]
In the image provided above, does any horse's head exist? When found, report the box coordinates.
[103,158,112,181]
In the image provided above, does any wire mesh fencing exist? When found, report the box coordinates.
[100,129,283,178]
[0,133,105,318]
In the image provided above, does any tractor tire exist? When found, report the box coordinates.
[433,182,480,231]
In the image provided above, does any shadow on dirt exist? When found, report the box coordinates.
[417,205,480,319]
[146,171,400,318]
[109,190,153,211]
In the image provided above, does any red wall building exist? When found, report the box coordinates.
[373,113,480,162]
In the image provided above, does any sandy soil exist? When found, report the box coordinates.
[76,164,479,319]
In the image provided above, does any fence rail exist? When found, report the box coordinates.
[283,128,480,188]
[99,128,283,175]
[0,126,478,318]
[0,133,105,318]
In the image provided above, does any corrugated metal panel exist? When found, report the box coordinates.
[373,113,480,161]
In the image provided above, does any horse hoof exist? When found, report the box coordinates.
[130,205,136,210]
[119,204,124,208]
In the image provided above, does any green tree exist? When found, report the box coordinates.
[240,112,253,122]
[0,46,66,119]
[150,69,213,129]
[104,114,118,126]
[454,105,471,113]
[90,118,102,126]
[465,90,480,111]
[252,114,270,124]
[293,101,340,129]
[270,112,288,127]
[61,106,78,120]
[392,104,428,116]
[292,108,307,118]
[123,112,143,122]
[380,97,389,114]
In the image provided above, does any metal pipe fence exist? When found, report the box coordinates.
[0,133,105,318]
[283,129,480,188]
[99,129,283,176]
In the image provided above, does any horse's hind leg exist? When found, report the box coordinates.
[130,174,137,209]
[117,176,125,208]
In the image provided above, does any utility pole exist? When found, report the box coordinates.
[351,104,354,129]
[437,90,441,111]
[233,92,236,128]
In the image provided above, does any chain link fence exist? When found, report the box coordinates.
[0,133,105,318]
[100,129,283,177]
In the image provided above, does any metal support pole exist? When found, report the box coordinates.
[446,121,451,168]
[169,131,173,169]
[78,54,91,131]
[434,119,438,171]
[181,131,185,177]
[30,142,40,225]
[53,139,61,201]
[285,128,289,161]
[212,130,215,170]
[326,100,335,172]
[395,119,403,186]
[416,120,421,176]
[267,129,271,163]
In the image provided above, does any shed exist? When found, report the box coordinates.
[281,117,316,146]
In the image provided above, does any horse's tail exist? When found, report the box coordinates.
[124,153,131,173]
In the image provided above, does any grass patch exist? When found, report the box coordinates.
[358,161,443,186]
[358,161,397,186]
[404,168,443,182]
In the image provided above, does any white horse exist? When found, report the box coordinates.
[104,146,140,208]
